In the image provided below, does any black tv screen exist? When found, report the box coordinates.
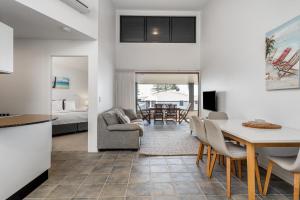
[203,91,217,111]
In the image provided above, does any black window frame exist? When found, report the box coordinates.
[120,15,197,43]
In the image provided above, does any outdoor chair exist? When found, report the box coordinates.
[153,104,164,122]
[178,103,192,124]
[137,104,151,124]
[165,104,177,122]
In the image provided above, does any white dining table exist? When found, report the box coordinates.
[212,119,300,200]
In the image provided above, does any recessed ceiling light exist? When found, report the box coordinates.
[152,28,160,35]
[62,26,72,32]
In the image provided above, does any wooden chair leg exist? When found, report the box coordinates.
[218,155,221,165]
[255,159,263,195]
[208,150,218,178]
[263,161,273,196]
[196,143,203,166]
[231,160,237,176]
[237,160,242,179]
[294,173,300,200]
[206,145,211,176]
[226,157,231,198]
[222,155,225,166]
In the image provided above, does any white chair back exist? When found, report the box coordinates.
[191,116,208,144]
[208,112,228,120]
[204,119,230,156]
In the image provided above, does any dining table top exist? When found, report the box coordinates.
[213,119,300,144]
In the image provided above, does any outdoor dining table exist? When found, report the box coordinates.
[142,106,183,122]
[213,119,300,200]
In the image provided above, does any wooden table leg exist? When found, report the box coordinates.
[247,143,256,200]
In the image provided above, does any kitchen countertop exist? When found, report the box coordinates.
[0,114,54,128]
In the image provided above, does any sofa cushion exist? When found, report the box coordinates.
[115,110,131,124]
[103,111,119,125]
[131,119,144,125]
[124,109,138,120]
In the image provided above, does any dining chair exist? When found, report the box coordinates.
[207,111,229,165]
[208,111,229,120]
[153,104,164,122]
[262,150,300,200]
[204,119,263,198]
[165,104,177,122]
[192,116,212,176]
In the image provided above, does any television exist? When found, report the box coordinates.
[203,91,217,111]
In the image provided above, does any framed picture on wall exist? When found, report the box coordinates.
[52,76,70,89]
[265,15,300,90]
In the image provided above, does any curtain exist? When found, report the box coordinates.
[115,70,136,110]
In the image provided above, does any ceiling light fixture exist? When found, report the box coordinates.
[152,28,160,35]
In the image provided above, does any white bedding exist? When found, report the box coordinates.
[52,110,88,125]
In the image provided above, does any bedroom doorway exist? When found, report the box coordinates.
[51,56,89,152]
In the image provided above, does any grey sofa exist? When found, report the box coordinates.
[97,108,144,150]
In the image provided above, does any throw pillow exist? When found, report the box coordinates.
[103,111,119,125]
[124,109,138,120]
[115,110,131,124]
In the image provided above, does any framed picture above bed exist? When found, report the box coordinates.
[52,76,70,89]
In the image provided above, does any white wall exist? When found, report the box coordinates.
[98,0,116,112]
[0,39,99,152]
[15,0,98,39]
[52,57,88,109]
[116,10,201,70]
[200,0,300,183]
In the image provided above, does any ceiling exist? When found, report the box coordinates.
[52,56,88,71]
[0,0,92,40]
[112,0,208,11]
[136,73,199,84]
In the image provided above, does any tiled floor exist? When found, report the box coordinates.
[26,151,294,200]
[26,121,294,200]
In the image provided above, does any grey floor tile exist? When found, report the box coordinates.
[74,184,103,198]
[178,195,207,200]
[27,184,57,198]
[101,183,127,197]
[172,182,203,195]
[152,196,179,200]
[126,197,151,200]
[47,185,78,198]
[152,183,176,196]
[107,172,130,183]
[197,181,226,196]
[60,175,87,185]
[170,173,194,182]
[129,172,151,183]
[151,166,169,173]
[151,173,172,183]
[83,174,109,184]
[127,183,152,196]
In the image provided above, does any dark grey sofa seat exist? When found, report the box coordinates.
[97,108,144,150]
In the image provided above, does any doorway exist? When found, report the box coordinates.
[136,72,200,123]
[51,56,89,152]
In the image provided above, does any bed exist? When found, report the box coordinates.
[52,100,88,136]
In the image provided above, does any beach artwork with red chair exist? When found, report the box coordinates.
[266,15,300,90]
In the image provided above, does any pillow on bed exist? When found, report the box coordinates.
[103,111,119,125]
[65,100,76,111]
[52,100,63,112]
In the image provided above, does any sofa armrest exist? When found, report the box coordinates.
[107,124,140,131]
